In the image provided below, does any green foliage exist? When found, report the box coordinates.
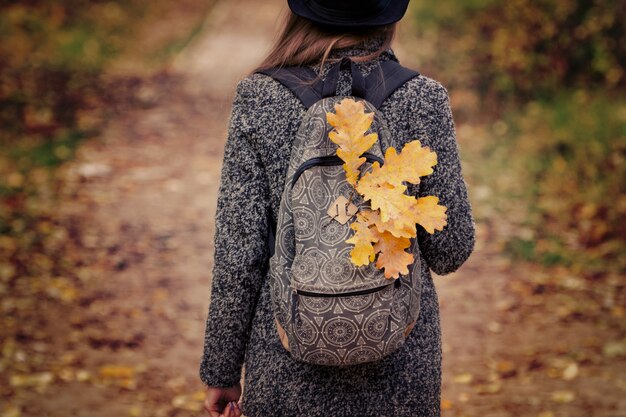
[0,1,140,142]
[409,1,626,277]
[412,0,498,28]
[411,0,626,98]
[497,92,626,274]
[0,1,139,237]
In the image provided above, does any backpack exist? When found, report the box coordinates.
[258,57,422,366]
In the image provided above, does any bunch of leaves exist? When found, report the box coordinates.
[326,98,448,279]
[409,0,626,99]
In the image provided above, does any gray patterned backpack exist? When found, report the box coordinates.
[258,58,421,366]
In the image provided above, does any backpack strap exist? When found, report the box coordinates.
[360,60,420,108]
[257,66,321,108]
[267,210,276,259]
[256,58,419,109]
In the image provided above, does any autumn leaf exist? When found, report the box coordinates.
[562,362,579,380]
[355,142,445,237]
[171,390,206,412]
[99,365,135,379]
[346,210,380,266]
[495,360,517,378]
[373,231,413,279]
[363,141,437,187]
[355,179,417,235]
[355,176,447,238]
[551,390,576,404]
[452,372,474,384]
[9,372,54,388]
[441,399,454,410]
[409,196,448,234]
[357,205,413,240]
[327,99,379,185]
[346,210,414,278]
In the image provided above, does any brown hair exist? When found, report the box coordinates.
[255,11,396,73]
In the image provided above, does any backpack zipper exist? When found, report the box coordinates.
[291,152,384,188]
[290,280,401,324]
[292,279,400,298]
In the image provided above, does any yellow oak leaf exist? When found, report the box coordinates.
[356,207,414,239]
[346,211,380,266]
[364,141,437,187]
[355,178,407,221]
[376,218,416,239]
[327,99,378,185]
[373,231,413,279]
[355,179,420,238]
[354,138,448,239]
[409,196,448,234]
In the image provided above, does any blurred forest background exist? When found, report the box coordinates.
[0,0,624,416]
[406,0,626,277]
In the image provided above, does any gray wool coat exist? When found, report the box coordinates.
[199,39,476,417]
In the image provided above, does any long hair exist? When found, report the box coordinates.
[255,11,396,73]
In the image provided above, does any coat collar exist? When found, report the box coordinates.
[308,36,399,78]
[327,36,397,62]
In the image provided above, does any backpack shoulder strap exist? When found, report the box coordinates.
[256,64,340,109]
[360,60,420,108]
[256,58,419,109]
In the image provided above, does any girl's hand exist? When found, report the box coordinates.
[203,384,242,417]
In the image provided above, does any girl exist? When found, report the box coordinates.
[200,1,475,416]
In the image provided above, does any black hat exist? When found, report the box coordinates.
[287,0,410,28]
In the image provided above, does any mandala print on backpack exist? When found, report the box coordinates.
[261,59,447,366]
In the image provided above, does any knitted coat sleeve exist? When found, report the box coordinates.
[415,82,475,275]
[199,78,270,387]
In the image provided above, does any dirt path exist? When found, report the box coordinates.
[5,2,282,416]
[6,1,624,416]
